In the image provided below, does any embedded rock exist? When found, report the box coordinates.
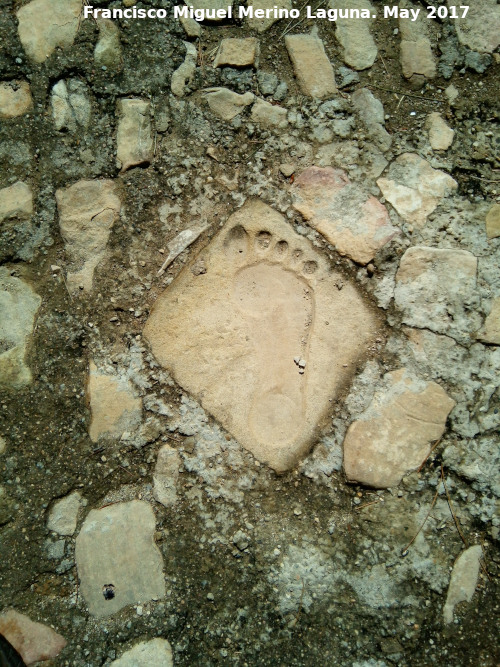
[153,444,181,507]
[116,98,153,172]
[0,609,67,665]
[377,153,457,227]
[285,34,337,99]
[144,199,378,472]
[0,269,41,389]
[246,0,292,32]
[0,182,33,223]
[47,491,83,536]
[352,88,392,151]
[0,486,14,525]
[87,361,142,442]
[450,0,500,54]
[477,297,500,345]
[485,203,500,239]
[330,0,377,70]
[157,224,208,276]
[0,81,32,118]
[257,71,278,95]
[292,166,398,265]
[171,42,198,97]
[343,368,456,488]
[94,19,123,71]
[394,246,480,342]
[443,545,483,624]
[250,99,288,128]
[16,0,81,63]
[443,437,500,496]
[56,179,121,292]
[203,88,254,121]
[180,15,202,37]
[51,79,91,132]
[399,0,436,79]
[426,112,454,151]
[400,38,436,79]
[111,639,174,667]
[75,500,165,617]
[213,38,259,68]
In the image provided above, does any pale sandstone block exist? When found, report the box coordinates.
[144,199,378,472]
[285,34,337,99]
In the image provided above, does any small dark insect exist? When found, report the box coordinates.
[0,633,27,667]
[289,174,295,184]
[102,583,115,600]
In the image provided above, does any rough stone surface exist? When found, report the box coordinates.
[157,224,208,275]
[292,166,398,265]
[16,0,81,64]
[75,500,166,617]
[0,181,33,223]
[400,38,436,79]
[343,368,456,488]
[0,81,33,118]
[399,1,436,79]
[443,545,483,624]
[87,361,142,442]
[0,269,41,389]
[285,34,337,99]
[394,246,480,342]
[450,0,500,53]
[51,79,91,132]
[203,88,254,120]
[116,98,153,172]
[477,298,500,345]
[111,639,174,667]
[180,15,202,38]
[171,42,198,97]
[246,0,292,32]
[330,0,377,70]
[144,199,378,472]
[0,485,14,524]
[257,71,278,96]
[250,99,288,128]
[153,444,181,507]
[426,112,454,151]
[352,88,392,152]
[485,203,500,239]
[94,19,123,71]
[445,84,459,105]
[214,38,259,68]
[47,491,83,536]
[0,609,67,665]
[443,436,500,497]
[56,179,121,292]
[377,153,457,227]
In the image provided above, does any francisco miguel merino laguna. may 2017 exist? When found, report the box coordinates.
[82,5,470,22]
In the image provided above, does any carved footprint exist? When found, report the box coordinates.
[144,199,379,472]
[226,226,316,447]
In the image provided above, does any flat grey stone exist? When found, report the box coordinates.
[394,246,481,343]
[443,545,483,624]
[0,268,41,389]
[47,491,83,536]
[75,500,165,617]
[111,638,173,666]
[51,79,91,132]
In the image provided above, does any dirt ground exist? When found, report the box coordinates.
[0,0,499,665]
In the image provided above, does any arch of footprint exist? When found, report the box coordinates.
[144,199,378,472]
